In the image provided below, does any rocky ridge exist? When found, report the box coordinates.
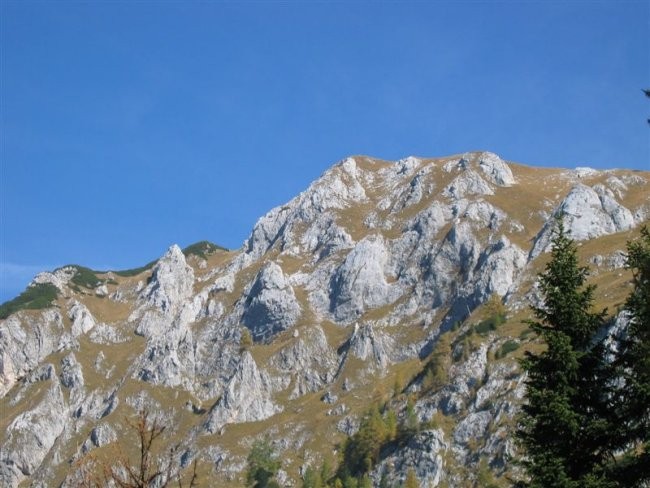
[0,151,648,487]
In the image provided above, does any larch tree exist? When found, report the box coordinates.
[246,438,281,488]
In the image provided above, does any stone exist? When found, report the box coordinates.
[0,310,65,398]
[242,262,301,341]
[138,244,194,314]
[478,152,515,186]
[453,411,492,445]
[329,235,401,322]
[204,352,280,433]
[372,429,448,487]
[443,170,494,199]
[68,300,96,337]
[270,326,337,399]
[60,353,84,389]
[346,323,395,370]
[94,284,109,297]
[0,152,646,487]
[531,184,635,257]
[0,365,67,487]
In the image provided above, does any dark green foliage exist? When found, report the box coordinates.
[0,283,59,319]
[452,334,473,362]
[330,399,431,486]
[477,458,499,488]
[384,409,398,441]
[332,404,405,485]
[608,226,650,485]
[246,438,281,488]
[519,328,535,340]
[338,406,388,478]
[474,313,506,335]
[404,398,420,437]
[378,473,390,488]
[320,458,333,486]
[112,260,158,277]
[357,476,372,488]
[496,339,520,359]
[417,339,450,393]
[66,265,103,289]
[111,241,226,278]
[475,294,507,335]
[302,466,323,488]
[182,240,227,259]
[516,218,612,487]
[341,477,357,488]
[415,357,444,393]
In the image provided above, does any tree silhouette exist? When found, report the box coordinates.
[608,226,650,485]
[246,437,281,488]
[517,217,611,487]
[74,409,198,488]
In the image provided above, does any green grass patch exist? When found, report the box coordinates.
[112,260,158,277]
[52,265,104,289]
[110,241,226,278]
[0,283,59,319]
[182,240,228,259]
[474,313,506,335]
[496,340,520,359]
[519,327,536,340]
[66,265,103,289]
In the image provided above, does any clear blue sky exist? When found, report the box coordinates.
[1,1,648,302]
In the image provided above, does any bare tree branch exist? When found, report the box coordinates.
[72,409,199,487]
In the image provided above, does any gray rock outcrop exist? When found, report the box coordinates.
[478,152,516,186]
[372,429,448,487]
[139,244,195,315]
[242,262,301,341]
[68,300,96,337]
[329,236,401,322]
[205,352,280,433]
[0,310,65,398]
[345,323,395,370]
[0,365,67,487]
[531,183,635,257]
[242,157,367,263]
[0,151,647,487]
[271,326,338,399]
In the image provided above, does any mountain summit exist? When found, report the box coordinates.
[1,152,648,487]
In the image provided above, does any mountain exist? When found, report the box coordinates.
[1,151,648,487]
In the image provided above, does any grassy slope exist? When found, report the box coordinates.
[2,159,648,486]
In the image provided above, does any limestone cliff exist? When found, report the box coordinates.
[0,151,647,487]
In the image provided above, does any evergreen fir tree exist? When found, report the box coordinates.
[302,466,323,488]
[610,226,650,485]
[338,405,388,478]
[246,438,281,488]
[517,217,611,487]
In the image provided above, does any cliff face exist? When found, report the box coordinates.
[1,151,648,487]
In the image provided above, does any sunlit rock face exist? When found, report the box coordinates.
[204,351,281,434]
[242,262,301,341]
[1,151,647,487]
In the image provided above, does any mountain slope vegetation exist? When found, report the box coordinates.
[0,152,648,487]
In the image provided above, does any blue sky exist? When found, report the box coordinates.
[1,1,648,302]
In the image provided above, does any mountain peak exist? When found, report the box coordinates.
[1,153,648,487]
